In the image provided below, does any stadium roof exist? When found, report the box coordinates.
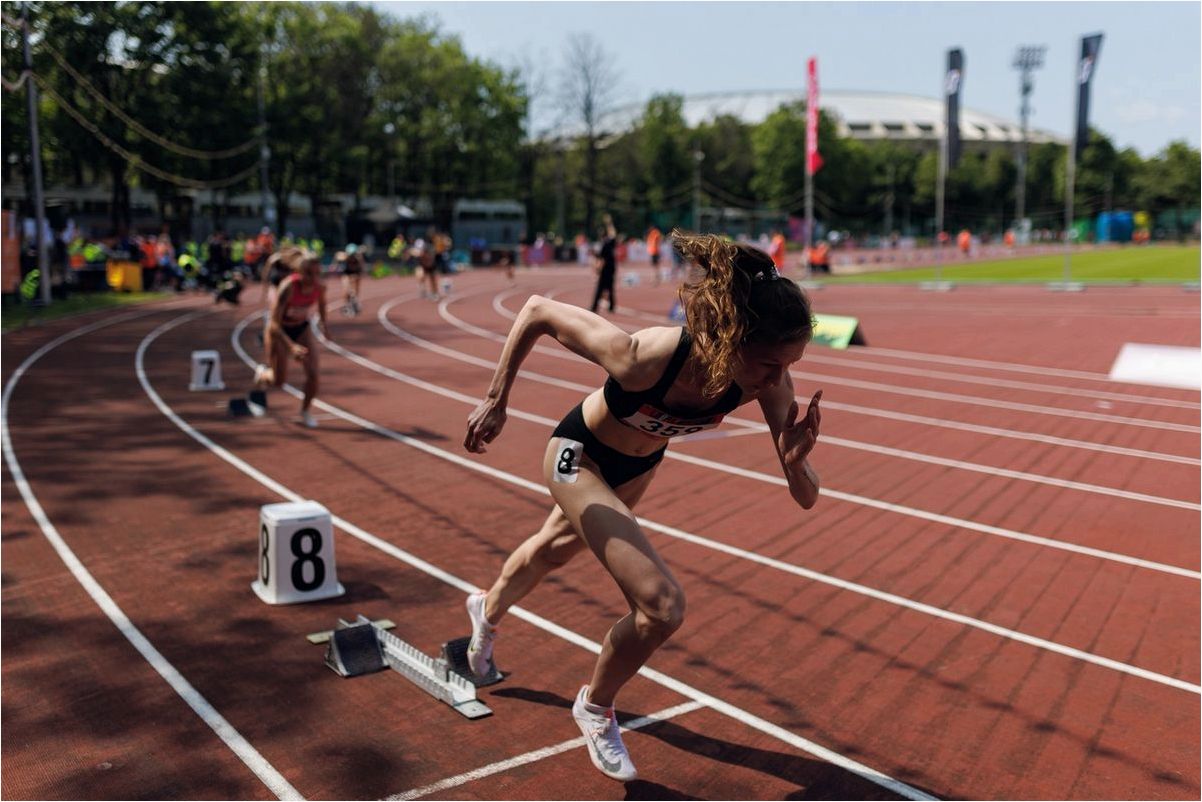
[553,89,1066,148]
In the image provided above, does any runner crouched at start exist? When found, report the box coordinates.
[462,231,823,782]
[254,251,331,428]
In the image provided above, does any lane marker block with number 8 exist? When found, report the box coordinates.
[252,501,345,605]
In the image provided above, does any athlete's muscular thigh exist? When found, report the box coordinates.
[542,440,678,607]
[299,329,319,373]
[539,457,657,563]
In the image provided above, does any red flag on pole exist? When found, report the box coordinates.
[806,57,823,174]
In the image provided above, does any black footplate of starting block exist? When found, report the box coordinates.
[441,636,504,687]
[312,616,494,719]
[324,620,386,677]
[229,391,268,418]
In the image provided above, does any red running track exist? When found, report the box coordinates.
[3,268,1198,800]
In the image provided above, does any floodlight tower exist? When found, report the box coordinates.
[1013,45,1045,241]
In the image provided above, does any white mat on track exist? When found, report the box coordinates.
[1108,343,1202,390]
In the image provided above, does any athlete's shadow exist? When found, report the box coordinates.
[489,686,914,799]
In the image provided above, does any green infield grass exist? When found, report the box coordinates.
[818,245,1200,284]
[2,291,170,332]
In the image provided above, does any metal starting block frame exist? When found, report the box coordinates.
[319,616,493,719]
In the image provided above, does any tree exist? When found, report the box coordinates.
[370,15,524,230]
[20,2,261,234]
[639,94,691,221]
[750,102,807,210]
[694,114,755,211]
[1134,140,1201,238]
[510,51,549,240]
[557,32,618,235]
[862,141,922,235]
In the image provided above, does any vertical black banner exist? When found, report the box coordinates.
[945,48,964,168]
[1074,34,1104,161]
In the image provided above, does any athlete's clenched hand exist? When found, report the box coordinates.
[465,397,507,453]
[777,390,822,467]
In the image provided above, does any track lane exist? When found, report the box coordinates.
[4,273,1196,800]
[2,303,297,801]
[236,287,1202,798]
[223,278,1198,796]
[381,286,1201,570]
[145,306,933,801]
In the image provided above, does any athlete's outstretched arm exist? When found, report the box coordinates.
[759,374,822,509]
[464,295,645,453]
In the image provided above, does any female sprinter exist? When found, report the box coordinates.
[462,232,822,782]
[254,251,330,428]
[257,246,299,355]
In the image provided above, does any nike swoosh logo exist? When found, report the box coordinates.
[590,739,622,774]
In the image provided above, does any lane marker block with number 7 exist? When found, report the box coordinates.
[252,501,345,605]
[189,350,225,391]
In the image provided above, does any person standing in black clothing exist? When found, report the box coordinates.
[590,215,618,313]
[206,230,232,289]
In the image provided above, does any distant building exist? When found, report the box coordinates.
[553,89,1066,152]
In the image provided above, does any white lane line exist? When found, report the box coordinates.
[516,290,1200,466]
[376,294,1199,572]
[666,449,1201,580]
[3,308,303,802]
[800,352,1201,411]
[815,437,1199,511]
[386,701,706,800]
[610,297,1202,395]
[792,369,1200,434]
[382,294,1200,512]
[816,399,1200,467]
[141,317,938,802]
[231,313,1201,694]
[858,344,1202,390]
[470,290,1202,433]
[363,305,1200,577]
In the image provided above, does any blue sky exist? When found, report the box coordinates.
[373,1,1200,156]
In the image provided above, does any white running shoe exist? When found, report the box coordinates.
[465,590,497,678]
[572,685,638,782]
[300,410,318,429]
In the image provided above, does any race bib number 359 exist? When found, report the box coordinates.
[553,438,584,484]
[624,405,723,438]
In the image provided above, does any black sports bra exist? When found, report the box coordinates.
[603,329,742,438]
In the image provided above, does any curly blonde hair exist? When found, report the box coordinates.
[674,231,814,397]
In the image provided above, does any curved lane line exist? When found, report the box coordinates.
[606,298,1201,409]
[139,313,940,801]
[384,293,1199,512]
[3,307,303,802]
[227,312,1201,696]
[517,290,1199,432]
[502,289,1201,466]
[376,294,1201,569]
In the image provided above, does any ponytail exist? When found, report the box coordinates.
[674,230,813,397]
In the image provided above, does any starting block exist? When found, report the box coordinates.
[229,390,269,418]
[315,616,494,719]
[441,636,503,687]
[306,618,395,645]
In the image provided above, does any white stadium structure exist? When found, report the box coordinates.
[561,89,1066,150]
